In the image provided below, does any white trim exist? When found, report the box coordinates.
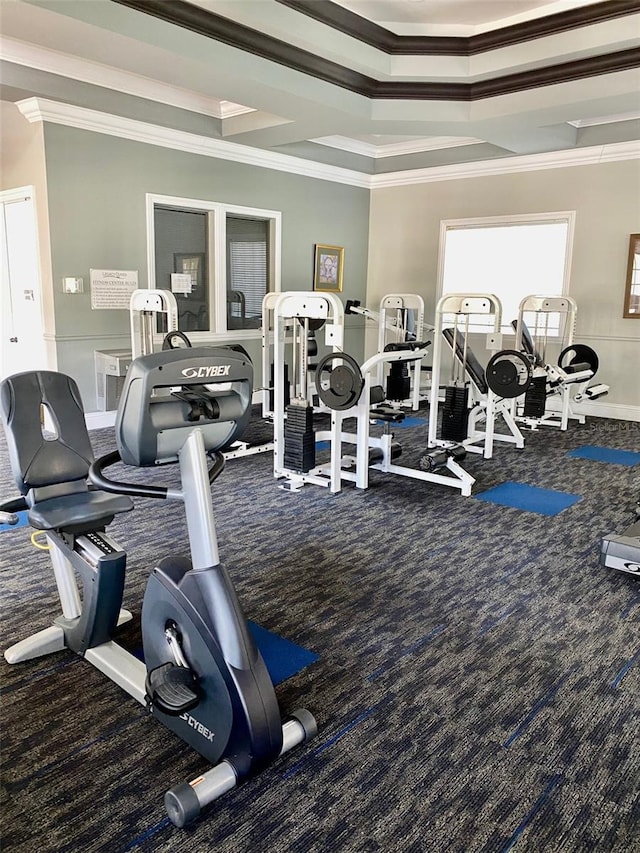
[0,185,34,204]
[545,399,640,423]
[16,98,370,189]
[86,410,116,430]
[568,111,640,128]
[370,141,640,187]
[15,98,640,190]
[311,135,484,158]
[146,192,282,336]
[335,0,607,37]
[1,36,252,120]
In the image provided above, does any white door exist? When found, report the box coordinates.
[0,187,47,379]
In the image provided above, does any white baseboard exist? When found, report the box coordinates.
[86,411,116,430]
[546,398,640,422]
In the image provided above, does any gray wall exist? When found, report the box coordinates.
[367,159,640,414]
[42,123,370,409]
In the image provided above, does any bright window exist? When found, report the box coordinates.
[147,194,281,340]
[438,213,575,335]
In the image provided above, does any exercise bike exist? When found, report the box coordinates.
[0,347,316,827]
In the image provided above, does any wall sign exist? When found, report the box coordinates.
[90,269,138,309]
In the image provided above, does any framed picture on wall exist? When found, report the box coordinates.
[313,244,344,293]
[623,233,640,318]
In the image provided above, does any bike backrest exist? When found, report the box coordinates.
[0,371,94,498]
[116,346,254,467]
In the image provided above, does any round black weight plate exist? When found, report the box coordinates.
[485,349,533,399]
[316,352,364,411]
[558,344,598,377]
[162,330,193,350]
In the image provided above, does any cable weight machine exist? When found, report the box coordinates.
[428,294,531,460]
[512,295,608,430]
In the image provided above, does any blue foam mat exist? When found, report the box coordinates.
[475,481,581,516]
[134,621,318,687]
[248,621,319,685]
[566,445,640,466]
[0,510,30,533]
[371,416,428,429]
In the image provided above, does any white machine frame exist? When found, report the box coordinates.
[513,295,603,431]
[130,288,179,358]
[349,293,429,411]
[428,293,523,459]
[313,349,475,496]
[270,294,474,495]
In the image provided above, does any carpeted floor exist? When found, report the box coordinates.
[1,406,638,853]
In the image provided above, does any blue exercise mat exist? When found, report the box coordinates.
[475,481,581,516]
[133,621,318,686]
[371,416,428,429]
[0,510,30,533]
[248,621,319,685]
[566,445,640,466]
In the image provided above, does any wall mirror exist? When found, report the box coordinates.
[623,233,640,318]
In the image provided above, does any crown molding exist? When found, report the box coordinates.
[370,139,640,187]
[0,36,254,120]
[16,97,371,188]
[110,0,640,100]
[311,135,484,158]
[276,0,640,55]
[16,98,640,190]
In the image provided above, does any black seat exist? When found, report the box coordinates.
[0,371,132,531]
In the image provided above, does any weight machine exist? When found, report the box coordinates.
[312,345,476,495]
[269,293,475,495]
[130,289,179,358]
[345,293,430,410]
[512,295,608,430]
[271,291,346,491]
[428,294,532,459]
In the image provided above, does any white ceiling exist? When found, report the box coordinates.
[334,0,604,34]
[1,0,639,171]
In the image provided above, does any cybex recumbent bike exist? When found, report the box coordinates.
[0,347,316,827]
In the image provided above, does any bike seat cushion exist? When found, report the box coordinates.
[27,490,133,531]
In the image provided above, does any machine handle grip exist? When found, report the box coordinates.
[90,451,170,499]
[90,450,225,497]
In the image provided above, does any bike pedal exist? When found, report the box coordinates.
[146,662,201,716]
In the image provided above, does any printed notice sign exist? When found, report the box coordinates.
[171,273,193,294]
[90,269,138,309]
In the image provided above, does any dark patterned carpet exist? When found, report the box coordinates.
[1,406,639,853]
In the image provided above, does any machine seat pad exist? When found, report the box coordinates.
[28,490,133,531]
[370,406,406,423]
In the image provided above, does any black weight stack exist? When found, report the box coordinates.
[284,404,316,473]
[441,385,469,442]
[523,375,547,418]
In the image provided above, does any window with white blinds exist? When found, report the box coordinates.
[148,194,280,339]
[226,216,269,330]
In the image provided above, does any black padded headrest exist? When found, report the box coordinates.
[0,371,94,495]
[511,319,542,366]
[442,328,488,395]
